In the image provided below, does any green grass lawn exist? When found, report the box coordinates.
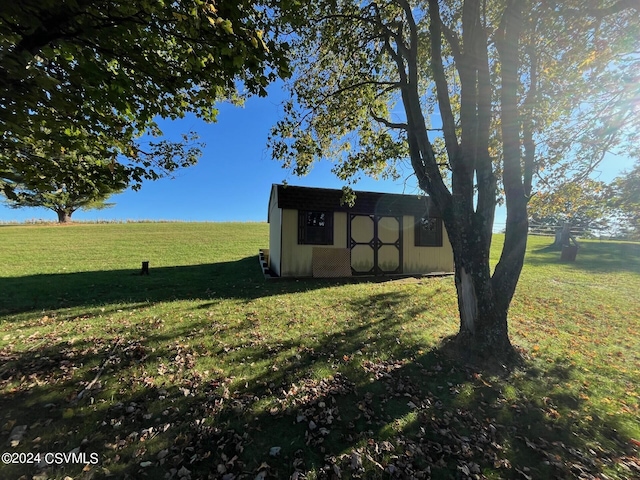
[0,223,638,479]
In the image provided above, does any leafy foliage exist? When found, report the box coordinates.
[0,0,292,192]
[1,126,204,222]
[528,160,640,239]
[610,160,640,239]
[528,179,614,232]
[0,148,128,223]
[526,5,640,188]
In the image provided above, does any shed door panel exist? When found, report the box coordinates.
[351,244,375,273]
[378,245,400,272]
[349,214,402,275]
[378,216,399,243]
[351,215,374,243]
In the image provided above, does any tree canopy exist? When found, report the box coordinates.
[270,0,640,357]
[528,179,614,233]
[610,160,640,239]
[1,0,293,191]
[1,145,129,223]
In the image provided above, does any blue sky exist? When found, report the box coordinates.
[0,83,633,227]
[0,83,421,224]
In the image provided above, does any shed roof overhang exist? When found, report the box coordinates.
[270,184,441,219]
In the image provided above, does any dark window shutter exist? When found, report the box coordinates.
[415,216,443,247]
[298,211,306,244]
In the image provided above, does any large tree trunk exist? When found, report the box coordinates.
[403,0,527,361]
[454,258,511,352]
[444,0,529,360]
[445,215,521,360]
[56,209,72,223]
[455,271,512,354]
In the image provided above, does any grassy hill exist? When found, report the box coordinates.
[0,223,638,479]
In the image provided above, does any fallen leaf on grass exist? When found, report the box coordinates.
[8,424,27,447]
[269,446,281,457]
[350,450,363,470]
[177,465,191,478]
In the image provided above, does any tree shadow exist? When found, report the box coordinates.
[0,258,333,316]
[528,240,640,274]
[0,290,423,478]
[1,256,446,317]
[2,286,638,479]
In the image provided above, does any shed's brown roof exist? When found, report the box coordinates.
[272,184,440,217]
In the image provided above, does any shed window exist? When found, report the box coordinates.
[298,211,333,245]
[415,216,443,247]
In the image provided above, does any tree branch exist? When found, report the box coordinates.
[565,0,640,18]
[474,2,497,236]
[493,0,528,294]
[316,80,402,108]
[428,0,460,164]
[396,0,419,84]
[383,37,409,85]
[441,22,462,60]
[522,45,538,199]
[369,109,408,130]
[495,0,524,199]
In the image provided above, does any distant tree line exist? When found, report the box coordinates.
[528,161,640,240]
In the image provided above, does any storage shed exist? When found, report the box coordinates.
[266,184,454,278]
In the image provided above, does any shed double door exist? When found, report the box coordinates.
[349,214,402,275]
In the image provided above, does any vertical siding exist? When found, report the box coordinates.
[402,215,454,273]
[281,210,347,277]
[281,209,308,276]
[334,212,347,248]
[268,195,282,276]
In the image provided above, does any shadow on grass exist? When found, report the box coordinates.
[1,288,638,479]
[0,256,445,317]
[0,256,423,316]
[528,240,640,274]
[0,256,260,315]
